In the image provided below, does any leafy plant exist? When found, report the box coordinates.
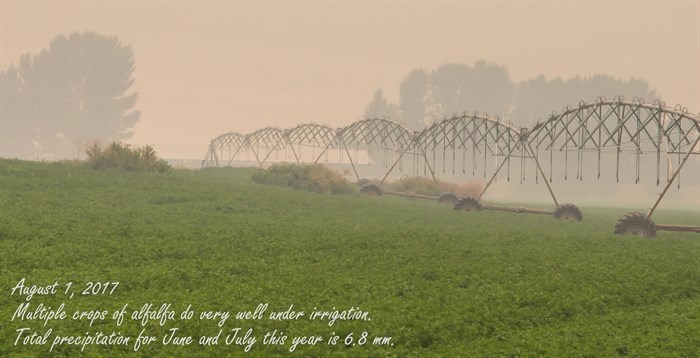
[84,141,171,173]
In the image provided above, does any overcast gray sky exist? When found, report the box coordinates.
[2,1,698,159]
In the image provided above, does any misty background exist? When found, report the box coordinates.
[1,36,661,160]
[1,2,698,211]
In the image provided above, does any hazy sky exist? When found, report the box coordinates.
[2,1,698,159]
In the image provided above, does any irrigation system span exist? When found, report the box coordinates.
[203,97,700,238]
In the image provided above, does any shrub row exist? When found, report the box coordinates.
[85,142,172,173]
[385,176,483,197]
[251,163,355,195]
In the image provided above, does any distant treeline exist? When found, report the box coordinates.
[363,60,659,130]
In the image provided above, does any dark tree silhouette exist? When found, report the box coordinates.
[426,60,514,122]
[398,68,428,130]
[366,60,515,128]
[1,31,139,159]
[362,88,399,121]
[511,74,660,126]
[367,60,660,131]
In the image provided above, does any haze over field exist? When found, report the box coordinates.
[1,1,698,212]
[2,1,698,159]
[3,4,700,356]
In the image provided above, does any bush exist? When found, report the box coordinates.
[251,163,355,195]
[385,176,483,197]
[85,142,172,174]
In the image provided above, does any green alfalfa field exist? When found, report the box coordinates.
[1,158,699,357]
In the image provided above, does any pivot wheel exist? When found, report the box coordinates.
[453,197,482,211]
[437,192,459,205]
[552,203,583,221]
[360,183,382,196]
[614,212,657,238]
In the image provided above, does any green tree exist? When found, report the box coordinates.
[1,31,139,159]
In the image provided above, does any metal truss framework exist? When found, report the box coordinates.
[205,132,248,167]
[335,118,415,180]
[412,113,522,179]
[203,124,339,167]
[285,123,337,164]
[204,97,699,222]
[246,127,287,165]
[527,97,700,218]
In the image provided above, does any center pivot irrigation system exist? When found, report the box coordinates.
[204,97,700,238]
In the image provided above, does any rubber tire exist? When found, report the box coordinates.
[614,212,657,238]
[453,197,482,211]
[437,192,459,205]
[360,183,382,196]
[552,203,583,221]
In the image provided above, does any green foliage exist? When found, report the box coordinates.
[251,163,355,195]
[385,176,483,197]
[1,159,699,356]
[85,141,171,173]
